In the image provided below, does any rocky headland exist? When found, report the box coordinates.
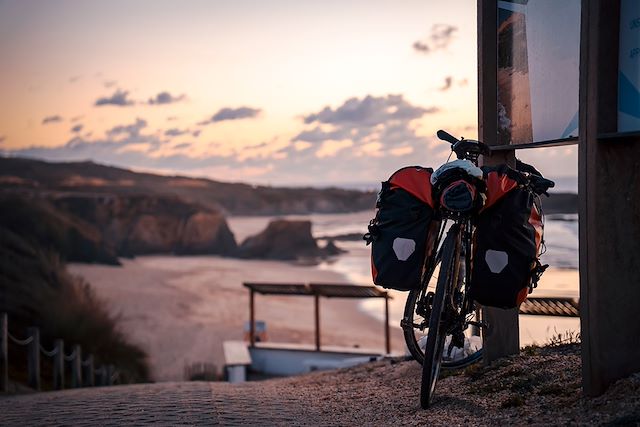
[0,156,579,263]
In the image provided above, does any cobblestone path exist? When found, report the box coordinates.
[0,381,327,426]
[0,382,220,426]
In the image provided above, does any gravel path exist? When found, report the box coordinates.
[1,344,639,426]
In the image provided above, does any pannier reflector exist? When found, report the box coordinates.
[393,237,416,261]
[485,249,508,273]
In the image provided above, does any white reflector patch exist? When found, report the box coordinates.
[393,238,416,261]
[485,250,508,273]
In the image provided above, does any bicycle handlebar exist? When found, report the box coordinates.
[437,129,490,160]
[436,130,459,145]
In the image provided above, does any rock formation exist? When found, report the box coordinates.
[238,219,320,260]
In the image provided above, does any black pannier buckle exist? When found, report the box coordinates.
[530,260,549,293]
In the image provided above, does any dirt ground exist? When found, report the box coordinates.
[247,343,640,425]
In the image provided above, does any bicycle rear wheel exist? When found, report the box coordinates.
[420,227,458,409]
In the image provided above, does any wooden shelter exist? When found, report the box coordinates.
[243,282,392,354]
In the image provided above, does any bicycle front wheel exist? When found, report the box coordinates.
[404,238,482,369]
[404,285,483,369]
[420,227,458,409]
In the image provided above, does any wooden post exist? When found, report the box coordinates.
[53,339,64,390]
[478,0,520,364]
[83,355,94,387]
[579,0,640,396]
[249,289,255,347]
[71,345,82,388]
[27,327,40,391]
[96,365,105,386]
[1,313,7,393]
[314,294,321,351]
[384,294,390,354]
[106,365,115,386]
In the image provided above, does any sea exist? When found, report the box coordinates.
[227,185,580,346]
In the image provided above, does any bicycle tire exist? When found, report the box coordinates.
[402,267,438,365]
[403,255,483,369]
[420,228,458,409]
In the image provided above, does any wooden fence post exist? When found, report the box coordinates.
[107,365,115,386]
[83,355,94,387]
[1,313,7,393]
[97,365,107,386]
[71,345,82,388]
[27,327,40,391]
[53,339,64,390]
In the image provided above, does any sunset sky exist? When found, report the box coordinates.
[0,0,576,186]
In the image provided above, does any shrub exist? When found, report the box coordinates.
[1,226,149,384]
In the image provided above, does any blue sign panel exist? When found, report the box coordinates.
[619,0,640,132]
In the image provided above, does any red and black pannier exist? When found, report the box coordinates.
[469,164,548,309]
[364,166,438,291]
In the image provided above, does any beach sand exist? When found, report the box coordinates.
[69,256,405,382]
[69,256,579,382]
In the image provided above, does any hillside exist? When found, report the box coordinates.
[0,226,149,384]
[0,157,376,215]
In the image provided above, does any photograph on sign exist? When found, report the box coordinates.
[497,0,580,145]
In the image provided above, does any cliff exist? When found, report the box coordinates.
[0,193,237,263]
[0,157,375,215]
[49,193,237,257]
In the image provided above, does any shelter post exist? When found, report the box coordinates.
[314,294,321,351]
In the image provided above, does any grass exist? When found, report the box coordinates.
[1,226,149,385]
[547,329,581,347]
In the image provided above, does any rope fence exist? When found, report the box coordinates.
[1,312,119,393]
[7,332,33,346]
[40,345,59,358]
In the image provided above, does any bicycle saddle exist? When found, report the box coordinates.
[430,159,483,186]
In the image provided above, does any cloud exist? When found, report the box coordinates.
[95,89,134,107]
[103,80,117,88]
[164,128,189,137]
[167,116,178,121]
[71,124,83,133]
[437,76,468,91]
[148,91,186,105]
[302,94,435,127]
[68,75,81,83]
[413,24,458,54]
[3,99,452,186]
[198,107,262,125]
[0,135,5,144]
[173,142,192,150]
[439,76,453,91]
[293,94,439,160]
[42,115,63,124]
[107,118,147,138]
[71,115,84,122]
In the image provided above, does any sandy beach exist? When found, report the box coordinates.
[69,256,405,382]
[70,254,579,383]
